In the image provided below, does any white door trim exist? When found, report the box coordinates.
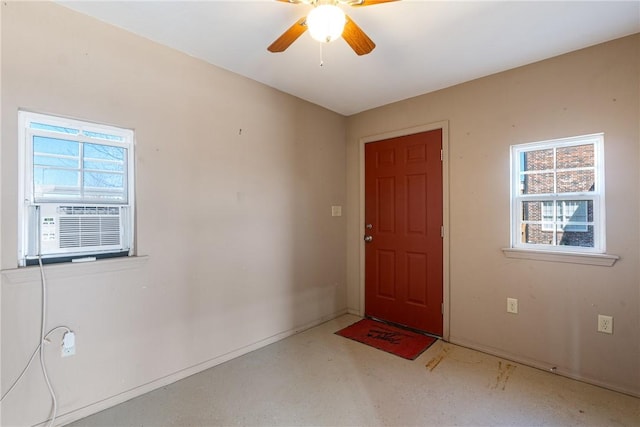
[358,121,450,340]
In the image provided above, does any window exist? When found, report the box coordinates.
[510,134,604,253]
[18,111,135,266]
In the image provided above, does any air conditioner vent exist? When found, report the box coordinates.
[58,206,120,216]
[58,207,121,249]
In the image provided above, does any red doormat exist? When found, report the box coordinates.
[335,318,437,360]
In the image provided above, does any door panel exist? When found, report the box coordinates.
[377,177,396,232]
[406,252,427,305]
[364,129,443,335]
[376,249,396,299]
[407,174,427,234]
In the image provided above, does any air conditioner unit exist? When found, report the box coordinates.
[36,204,130,261]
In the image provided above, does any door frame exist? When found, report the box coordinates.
[358,121,450,340]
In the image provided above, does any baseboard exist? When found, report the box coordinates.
[448,335,640,399]
[47,308,348,427]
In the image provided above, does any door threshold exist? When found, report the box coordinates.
[365,315,442,339]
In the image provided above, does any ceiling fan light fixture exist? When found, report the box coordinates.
[306,4,346,43]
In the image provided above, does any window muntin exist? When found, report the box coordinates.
[511,134,604,253]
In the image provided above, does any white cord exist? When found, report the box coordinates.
[38,255,59,427]
[0,257,71,427]
[0,326,70,402]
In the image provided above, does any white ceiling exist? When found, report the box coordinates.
[58,0,639,116]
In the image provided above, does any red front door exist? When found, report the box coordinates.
[364,129,443,335]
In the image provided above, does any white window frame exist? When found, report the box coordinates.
[510,133,605,254]
[18,111,135,266]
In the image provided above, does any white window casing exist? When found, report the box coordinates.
[18,111,135,266]
[509,134,605,254]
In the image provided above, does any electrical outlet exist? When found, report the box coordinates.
[61,331,76,357]
[597,315,613,334]
[507,297,518,314]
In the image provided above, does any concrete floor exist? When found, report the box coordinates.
[69,314,639,426]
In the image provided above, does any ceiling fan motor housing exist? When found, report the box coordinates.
[307,4,347,43]
[268,0,398,55]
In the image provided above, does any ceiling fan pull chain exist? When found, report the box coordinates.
[319,42,324,67]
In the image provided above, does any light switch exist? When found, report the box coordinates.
[331,205,342,217]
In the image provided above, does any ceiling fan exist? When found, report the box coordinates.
[268,0,399,56]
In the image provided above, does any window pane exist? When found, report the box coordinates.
[522,173,554,194]
[535,200,592,233]
[34,167,81,199]
[557,170,595,193]
[30,122,79,135]
[540,201,554,231]
[562,200,586,219]
[556,144,594,168]
[521,223,595,248]
[522,149,553,171]
[33,136,79,157]
[520,223,555,245]
[84,171,124,189]
[83,130,125,142]
[83,144,126,173]
[558,225,594,248]
[562,200,592,231]
[84,143,125,161]
[83,171,125,202]
[84,160,124,172]
[34,167,80,187]
[521,201,542,221]
[34,155,79,168]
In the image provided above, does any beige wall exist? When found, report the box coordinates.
[1,2,347,425]
[1,1,638,424]
[346,34,640,396]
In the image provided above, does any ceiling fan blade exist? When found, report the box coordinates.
[348,0,399,6]
[267,17,308,53]
[342,15,376,55]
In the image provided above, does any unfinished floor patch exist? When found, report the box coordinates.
[425,345,452,371]
[492,360,517,390]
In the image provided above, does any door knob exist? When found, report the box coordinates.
[364,235,373,243]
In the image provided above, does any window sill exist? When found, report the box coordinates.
[2,255,148,285]
[501,248,618,266]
